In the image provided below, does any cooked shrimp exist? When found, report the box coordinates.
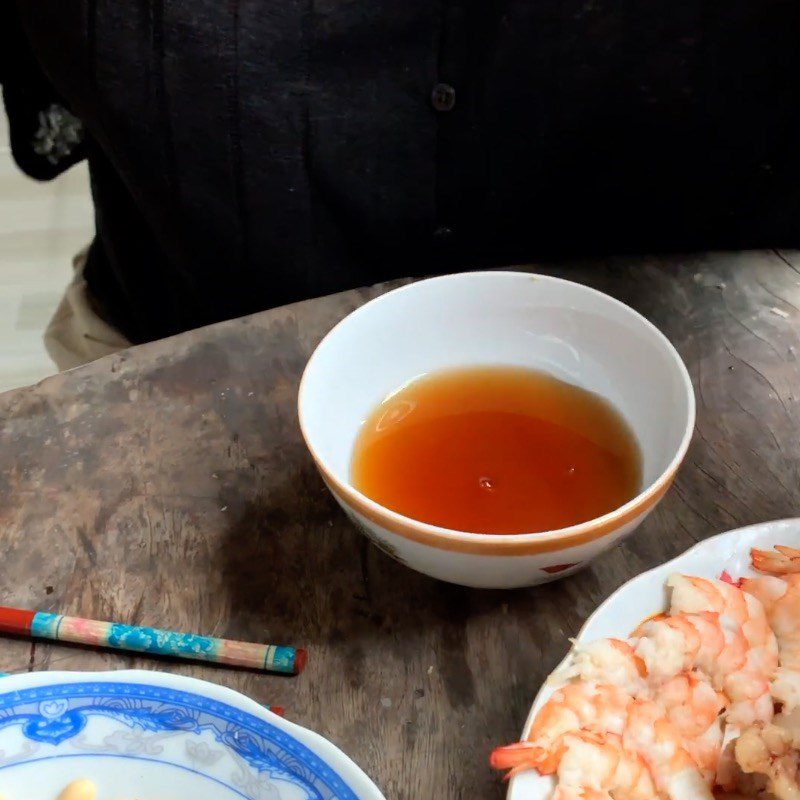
[667,575,778,726]
[657,672,726,737]
[632,614,701,680]
[752,546,800,576]
[489,727,657,795]
[552,638,647,696]
[633,612,747,690]
[494,671,723,782]
[488,682,634,774]
[742,573,800,713]
[683,716,724,785]
[735,709,800,800]
[556,731,663,800]
[623,699,715,800]
[632,610,763,730]
[725,666,777,729]
[668,575,775,655]
[668,575,751,622]
[557,631,724,722]
[715,736,741,793]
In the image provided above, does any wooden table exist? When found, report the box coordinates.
[2,250,800,798]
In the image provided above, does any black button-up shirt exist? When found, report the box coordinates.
[7,1,800,342]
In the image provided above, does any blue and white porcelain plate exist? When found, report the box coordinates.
[0,670,385,800]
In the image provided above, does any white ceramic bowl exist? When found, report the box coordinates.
[508,518,800,800]
[298,272,695,588]
[0,669,385,800]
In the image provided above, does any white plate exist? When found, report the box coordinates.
[507,518,800,800]
[0,669,385,800]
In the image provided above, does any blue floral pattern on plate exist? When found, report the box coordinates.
[0,680,365,800]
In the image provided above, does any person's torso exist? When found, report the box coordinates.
[18,0,800,341]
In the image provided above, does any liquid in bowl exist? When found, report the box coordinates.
[350,366,642,535]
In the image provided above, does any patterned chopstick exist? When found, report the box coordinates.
[0,606,306,675]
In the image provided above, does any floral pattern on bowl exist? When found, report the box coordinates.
[0,670,384,800]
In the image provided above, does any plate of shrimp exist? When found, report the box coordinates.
[491,517,800,800]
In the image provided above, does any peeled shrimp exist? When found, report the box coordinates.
[552,638,647,696]
[743,567,800,712]
[549,625,727,778]
[655,673,725,782]
[685,717,724,785]
[492,697,715,798]
[632,614,702,680]
[555,731,662,800]
[623,699,715,800]
[494,734,652,799]
[667,575,778,726]
[632,610,760,732]
[489,727,655,795]
[735,709,800,800]
[488,682,634,775]
[633,612,747,692]
[658,672,726,737]
[551,630,726,776]
[668,575,776,657]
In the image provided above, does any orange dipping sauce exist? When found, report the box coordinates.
[351,366,642,535]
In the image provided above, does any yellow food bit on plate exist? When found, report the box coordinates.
[57,779,96,800]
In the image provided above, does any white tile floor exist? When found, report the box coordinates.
[0,112,95,393]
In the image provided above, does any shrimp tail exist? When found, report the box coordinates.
[752,546,800,575]
[489,741,557,778]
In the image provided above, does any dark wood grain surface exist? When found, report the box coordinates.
[2,251,800,799]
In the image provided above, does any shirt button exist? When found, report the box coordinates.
[431,83,456,112]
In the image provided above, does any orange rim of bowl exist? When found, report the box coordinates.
[298,271,696,557]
